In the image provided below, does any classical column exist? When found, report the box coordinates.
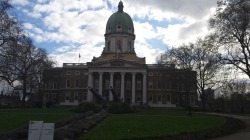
[142,72,147,104]
[99,72,103,96]
[121,72,125,102]
[109,72,114,101]
[87,72,93,102]
[132,72,136,104]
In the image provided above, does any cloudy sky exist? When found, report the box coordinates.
[10,0,218,66]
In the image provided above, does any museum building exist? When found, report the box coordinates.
[43,1,197,107]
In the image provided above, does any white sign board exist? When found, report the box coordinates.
[28,121,54,140]
[28,121,43,140]
[40,123,54,140]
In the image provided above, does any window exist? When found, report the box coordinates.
[83,92,87,101]
[94,80,99,89]
[136,80,142,90]
[148,81,153,89]
[175,95,179,104]
[45,93,49,101]
[45,83,49,89]
[67,71,71,75]
[105,80,110,89]
[116,80,121,89]
[117,40,122,51]
[75,71,80,75]
[157,94,162,102]
[66,80,71,88]
[75,80,79,88]
[178,83,184,91]
[126,80,131,89]
[148,94,153,102]
[166,82,172,90]
[156,81,161,89]
[65,92,70,101]
[107,41,110,51]
[57,83,60,89]
[128,42,132,52]
[167,94,171,103]
[53,82,57,89]
[74,93,79,101]
[148,72,153,76]
[52,93,56,101]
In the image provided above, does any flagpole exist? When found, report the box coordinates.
[78,53,81,63]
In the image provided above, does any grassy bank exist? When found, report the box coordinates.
[81,108,227,140]
[0,107,75,132]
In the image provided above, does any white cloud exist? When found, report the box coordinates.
[11,0,30,6]
[135,42,164,64]
[15,0,218,65]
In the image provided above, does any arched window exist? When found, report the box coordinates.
[117,40,122,51]
[107,41,110,51]
[128,41,132,52]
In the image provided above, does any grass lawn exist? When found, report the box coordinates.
[0,107,75,133]
[81,108,226,140]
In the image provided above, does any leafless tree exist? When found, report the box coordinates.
[160,37,220,110]
[210,0,250,78]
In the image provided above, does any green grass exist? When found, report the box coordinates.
[0,107,75,133]
[81,108,226,140]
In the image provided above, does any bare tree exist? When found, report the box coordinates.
[210,0,250,78]
[161,37,220,110]
[1,36,54,105]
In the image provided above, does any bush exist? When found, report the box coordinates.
[72,102,100,113]
[108,103,133,114]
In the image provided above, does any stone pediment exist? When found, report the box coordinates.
[88,59,146,68]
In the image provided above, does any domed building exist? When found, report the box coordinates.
[43,1,197,107]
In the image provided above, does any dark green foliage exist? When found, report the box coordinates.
[108,102,133,114]
[72,102,101,113]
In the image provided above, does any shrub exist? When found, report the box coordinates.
[108,103,133,114]
[72,102,100,113]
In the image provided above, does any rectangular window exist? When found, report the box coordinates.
[66,80,71,88]
[166,82,172,90]
[53,82,57,89]
[83,92,87,101]
[83,79,87,88]
[75,80,79,88]
[75,71,80,75]
[45,93,49,101]
[136,80,142,90]
[94,79,99,89]
[148,81,153,89]
[157,94,162,102]
[105,80,110,89]
[116,80,121,89]
[126,80,131,89]
[148,94,153,102]
[167,94,171,102]
[52,93,56,101]
[67,71,71,75]
[57,83,60,89]
[65,92,70,101]
[175,95,179,104]
[74,93,79,101]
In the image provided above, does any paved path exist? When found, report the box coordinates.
[209,113,250,140]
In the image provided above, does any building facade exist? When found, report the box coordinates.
[43,1,197,107]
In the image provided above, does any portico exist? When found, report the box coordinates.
[87,68,147,104]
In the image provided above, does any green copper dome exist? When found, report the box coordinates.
[105,1,134,34]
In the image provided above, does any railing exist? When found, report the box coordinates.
[63,63,87,67]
